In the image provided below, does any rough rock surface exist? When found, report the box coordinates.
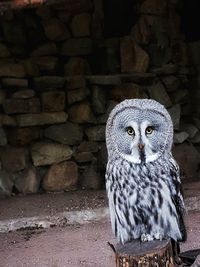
[44,122,83,145]
[85,126,106,141]
[16,112,68,127]
[68,102,96,123]
[42,161,78,191]
[31,142,73,166]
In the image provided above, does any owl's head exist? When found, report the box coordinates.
[106,99,173,164]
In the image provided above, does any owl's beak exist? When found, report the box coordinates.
[138,143,145,150]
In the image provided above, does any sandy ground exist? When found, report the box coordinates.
[0,211,199,267]
[0,191,107,221]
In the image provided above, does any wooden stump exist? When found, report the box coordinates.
[114,239,176,267]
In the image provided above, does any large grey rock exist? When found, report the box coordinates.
[2,78,28,88]
[33,76,65,90]
[31,142,73,166]
[67,87,89,105]
[0,63,26,77]
[0,170,13,197]
[71,13,91,37]
[0,128,7,146]
[64,57,91,75]
[44,122,83,145]
[42,161,78,191]
[173,143,200,180]
[68,102,96,124]
[16,112,68,127]
[31,43,58,56]
[41,91,65,112]
[85,125,106,141]
[3,98,41,114]
[120,36,149,73]
[92,86,106,114]
[11,90,35,99]
[6,127,40,146]
[77,141,99,153]
[147,82,172,108]
[168,104,181,130]
[14,167,41,194]
[62,38,93,56]
[0,146,29,172]
[31,56,59,73]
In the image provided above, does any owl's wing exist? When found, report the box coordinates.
[105,162,118,237]
[105,161,131,243]
[169,155,187,241]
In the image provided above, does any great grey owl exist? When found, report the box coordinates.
[105,99,186,244]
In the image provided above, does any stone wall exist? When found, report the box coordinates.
[0,0,200,196]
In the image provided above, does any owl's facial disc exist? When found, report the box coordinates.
[115,119,160,164]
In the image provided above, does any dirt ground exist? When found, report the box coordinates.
[0,211,199,267]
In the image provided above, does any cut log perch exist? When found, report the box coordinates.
[114,239,177,267]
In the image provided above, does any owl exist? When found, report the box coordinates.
[105,99,186,244]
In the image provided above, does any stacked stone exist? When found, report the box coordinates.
[0,73,107,196]
[0,0,200,197]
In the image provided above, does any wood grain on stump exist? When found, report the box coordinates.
[115,239,176,267]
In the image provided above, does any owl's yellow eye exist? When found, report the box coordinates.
[126,127,135,136]
[145,126,154,135]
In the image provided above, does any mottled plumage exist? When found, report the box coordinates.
[105,99,186,244]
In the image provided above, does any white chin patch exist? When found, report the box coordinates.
[122,154,141,164]
[145,152,160,163]
[121,151,160,164]
[145,144,160,163]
